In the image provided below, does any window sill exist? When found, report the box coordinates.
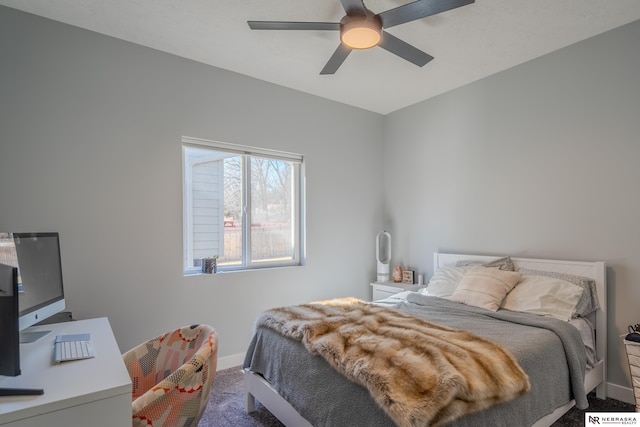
[183,264,303,277]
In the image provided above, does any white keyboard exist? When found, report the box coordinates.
[54,334,95,364]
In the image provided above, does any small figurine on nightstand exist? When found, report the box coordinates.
[392,264,403,283]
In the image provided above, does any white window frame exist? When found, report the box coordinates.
[182,136,305,275]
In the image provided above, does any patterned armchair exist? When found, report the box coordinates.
[123,324,218,427]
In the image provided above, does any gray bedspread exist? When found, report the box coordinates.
[243,292,588,427]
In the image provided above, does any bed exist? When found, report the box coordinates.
[243,252,607,426]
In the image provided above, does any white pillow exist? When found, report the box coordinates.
[517,268,599,317]
[449,266,522,311]
[421,266,472,298]
[501,275,585,321]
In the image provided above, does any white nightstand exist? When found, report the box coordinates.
[370,281,423,301]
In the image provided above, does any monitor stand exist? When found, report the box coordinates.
[20,330,51,344]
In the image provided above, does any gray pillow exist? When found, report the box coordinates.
[456,256,515,271]
[517,268,600,317]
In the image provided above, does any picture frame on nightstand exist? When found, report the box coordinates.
[402,270,414,285]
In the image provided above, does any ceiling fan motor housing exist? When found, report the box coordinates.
[340,10,382,49]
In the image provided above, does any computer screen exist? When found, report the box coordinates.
[0,232,66,334]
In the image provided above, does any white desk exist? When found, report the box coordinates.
[0,318,132,426]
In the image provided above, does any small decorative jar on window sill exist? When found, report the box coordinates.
[201,256,218,274]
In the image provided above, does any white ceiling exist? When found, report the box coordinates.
[2,0,640,114]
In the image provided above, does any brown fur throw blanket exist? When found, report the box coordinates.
[257,297,530,427]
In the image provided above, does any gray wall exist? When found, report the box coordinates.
[384,19,640,395]
[0,6,384,357]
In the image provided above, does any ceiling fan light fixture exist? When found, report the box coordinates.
[340,13,382,50]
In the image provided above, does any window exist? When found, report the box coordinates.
[182,137,305,274]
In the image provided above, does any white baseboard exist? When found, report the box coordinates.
[606,382,636,405]
[217,352,245,371]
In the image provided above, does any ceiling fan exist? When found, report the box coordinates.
[248,0,475,75]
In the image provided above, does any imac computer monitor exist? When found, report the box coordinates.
[0,232,66,342]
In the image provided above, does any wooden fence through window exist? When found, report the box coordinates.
[220,225,292,263]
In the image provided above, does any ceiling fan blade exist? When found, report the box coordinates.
[320,44,352,75]
[378,0,474,29]
[248,21,340,31]
[378,31,434,67]
[340,0,366,15]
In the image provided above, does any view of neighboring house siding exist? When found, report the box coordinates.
[192,160,224,261]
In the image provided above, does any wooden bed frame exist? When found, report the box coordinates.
[244,252,607,427]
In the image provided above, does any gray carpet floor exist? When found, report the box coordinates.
[199,366,283,427]
[199,366,636,426]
